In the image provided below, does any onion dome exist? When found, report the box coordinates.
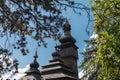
[30,51,39,69]
[25,50,40,75]
[52,48,60,60]
[59,21,76,44]
[23,48,41,80]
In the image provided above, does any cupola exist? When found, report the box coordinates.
[59,21,76,44]
[25,49,40,75]
[30,51,39,69]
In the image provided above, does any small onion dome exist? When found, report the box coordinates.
[59,21,76,43]
[52,50,60,60]
[30,51,39,69]
[30,60,39,69]
[25,50,41,76]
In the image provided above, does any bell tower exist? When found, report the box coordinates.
[56,21,78,75]
[41,21,78,80]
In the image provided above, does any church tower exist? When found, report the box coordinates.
[56,21,78,74]
[41,21,78,80]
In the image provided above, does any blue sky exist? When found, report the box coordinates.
[0,0,94,79]
[10,0,93,72]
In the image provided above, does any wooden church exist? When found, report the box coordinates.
[21,21,79,80]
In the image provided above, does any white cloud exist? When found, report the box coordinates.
[79,70,85,79]
[90,34,98,39]
[12,64,30,79]
[1,65,30,80]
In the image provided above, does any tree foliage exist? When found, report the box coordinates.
[80,37,98,80]
[0,0,90,76]
[87,0,120,79]
[81,0,120,80]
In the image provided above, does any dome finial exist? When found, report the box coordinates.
[34,47,38,61]
[63,20,71,31]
